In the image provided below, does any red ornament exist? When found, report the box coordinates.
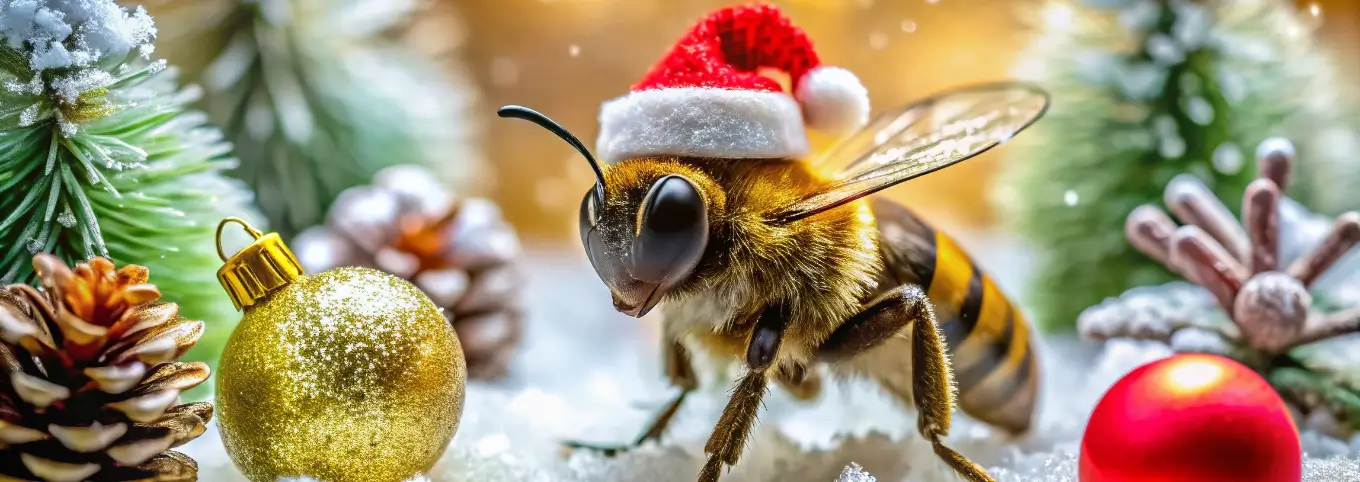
[1079,353,1301,482]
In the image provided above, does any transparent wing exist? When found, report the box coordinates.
[772,82,1049,223]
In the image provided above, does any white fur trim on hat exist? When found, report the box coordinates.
[796,66,870,134]
[596,87,810,164]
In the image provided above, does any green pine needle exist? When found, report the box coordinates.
[148,0,481,237]
[0,23,261,381]
[1000,0,1360,332]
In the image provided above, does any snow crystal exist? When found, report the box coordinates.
[1071,50,1115,85]
[1080,0,1135,10]
[18,104,39,126]
[836,463,876,482]
[1115,62,1166,100]
[1169,0,1210,49]
[55,209,75,228]
[1116,1,1161,32]
[0,0,157,129]
[0,0,155,71]
[24,237,43,253]
[1210,142,1243,175]
[49,68,112,104]
[1152,115,1186,159]
[1184,96,1213,126]
[1214,65,1248,103]
[1168,327,1232,355]
[4,74,43,95]
[1062,190,1078,207]
[1145,33,1184,65]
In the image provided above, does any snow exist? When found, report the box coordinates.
[836,464,876,482]
[1210,142,1242,174]
[0,0,158,136]
[0,0,155,71]
[1144,33,1184,65]
[183,248,1360,482]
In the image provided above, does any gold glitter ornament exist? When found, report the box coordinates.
[212,218,466,482]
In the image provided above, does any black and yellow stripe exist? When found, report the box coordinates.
[870,199,1039,433]
[925,231,1037,434]
[864,200,1033,432]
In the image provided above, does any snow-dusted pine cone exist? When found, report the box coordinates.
[294,165,523,380]
[0,254,212,481]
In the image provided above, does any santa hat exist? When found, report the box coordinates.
[596,4,870,164]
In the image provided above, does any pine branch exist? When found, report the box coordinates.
[144,0,483,237]
[0,1,262,370]
[1000,0,1360,332]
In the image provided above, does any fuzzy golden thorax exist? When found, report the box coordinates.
[593,157,883,363]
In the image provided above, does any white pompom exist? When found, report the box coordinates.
[796,66,870,134]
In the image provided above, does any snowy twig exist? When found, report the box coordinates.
[1288,213,1360,288]
[1097,137,1360,354]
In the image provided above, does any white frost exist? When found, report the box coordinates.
[1210,142,1243,175]
[0,0,158,132]
[836,463,877,482]
[0,0,156,71]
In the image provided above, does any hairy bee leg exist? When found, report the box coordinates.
[698,306,784,482]
[563,340,698,456]
[816,286,994,482]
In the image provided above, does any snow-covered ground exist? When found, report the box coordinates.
[185,237,1360,481]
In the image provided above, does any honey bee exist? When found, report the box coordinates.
[499,82,1049,482]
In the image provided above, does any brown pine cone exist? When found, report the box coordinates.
[293,165,524,380]
[0,254,212,482]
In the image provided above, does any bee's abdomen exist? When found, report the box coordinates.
[926,232,1037,433]
[872,199,1038,434]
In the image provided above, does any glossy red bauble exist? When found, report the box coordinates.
[1079,353,1301,482]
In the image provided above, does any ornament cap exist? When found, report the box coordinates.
[215,217,304,310]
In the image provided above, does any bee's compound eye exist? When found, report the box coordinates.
[630,175,708,284]
[579,190,598,243]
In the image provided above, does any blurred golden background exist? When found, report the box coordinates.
[443,0,1359,241]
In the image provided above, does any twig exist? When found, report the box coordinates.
[1170,226,1247,313]
[1287,212,1360,288]
[1165,175,1251,261]
[1242,179,1281,275]
[1255,137,1295,191]
[1294,307,1360,348]
[1126,205,1182,276]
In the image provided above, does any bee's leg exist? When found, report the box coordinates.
[775,363,821,401]
[697,306,783,482]
[816,285,994,482]
[563,339,698,456]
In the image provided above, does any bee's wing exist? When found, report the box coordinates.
[771,82,1049,223]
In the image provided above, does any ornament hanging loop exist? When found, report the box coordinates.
[216,217,264,262]
[215,217,305,310]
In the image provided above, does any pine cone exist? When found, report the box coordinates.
[293,165,524,380]
[0,255,212,482]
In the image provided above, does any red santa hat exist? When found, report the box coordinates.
[596,4,870,164]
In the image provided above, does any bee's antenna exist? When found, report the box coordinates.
[498,105,607,199]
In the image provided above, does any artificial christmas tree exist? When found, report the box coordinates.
[998,0,1360,331]
[140,0,483,237]
[0,0,261,364]
[0,255,211,481]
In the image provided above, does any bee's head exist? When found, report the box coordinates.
[499,106,720,318]
[583,159,721,317]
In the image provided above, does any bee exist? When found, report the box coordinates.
[498,82,1049,482]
